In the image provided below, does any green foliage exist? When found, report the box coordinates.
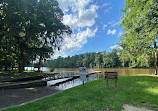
[44,49,155,68]
[0,0,71,72]
[120,0,158,68]
[44,50,126,68]
[50,68,55,72]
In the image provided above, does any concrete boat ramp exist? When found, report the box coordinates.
[47,78,73,86]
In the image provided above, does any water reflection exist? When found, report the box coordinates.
[54,68,155,75]
[50,74,104,90]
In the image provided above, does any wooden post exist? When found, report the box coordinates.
[115,80,117,87]
[83,80,84,85]
[106,80,108,87]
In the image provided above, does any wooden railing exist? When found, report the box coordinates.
[43,71,75,80]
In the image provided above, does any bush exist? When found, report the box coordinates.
[50,68,54,72]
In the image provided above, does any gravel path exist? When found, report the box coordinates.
[123,104,153,111]
[0,87,60,110]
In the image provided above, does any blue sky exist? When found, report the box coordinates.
[54,0,125,58]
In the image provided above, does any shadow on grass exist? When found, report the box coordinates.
[117,76,158,110]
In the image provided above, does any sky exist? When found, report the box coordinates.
[54,0,125,58]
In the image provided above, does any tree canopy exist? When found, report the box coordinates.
[119,0,157,71]
[0,0,71,72]
[44,49,155,68]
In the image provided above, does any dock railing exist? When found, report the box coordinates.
[59,71,75,78]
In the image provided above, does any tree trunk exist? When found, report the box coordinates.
[4,55,8,71]
[11,65,13,71]
[18,61,22,73]
[22,65,25,71]
[4,64,8,71]
[153,40,158,75]
[18,49,24,73]
[38,55,42,72]
[18,61,25,73]
[155,51,158,75]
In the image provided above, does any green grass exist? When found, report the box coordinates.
[14,72,44,78]
[0,72,45,81]
[1,75,158,111]
[23,71,35,73]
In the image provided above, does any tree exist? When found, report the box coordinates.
[119,52,130,67]
[1,0,71,72]
[102,52,113,68]
[110,49,120,67]
[94,52,102,68]
[120,0,158,74]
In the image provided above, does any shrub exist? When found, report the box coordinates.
[50,68,54,72]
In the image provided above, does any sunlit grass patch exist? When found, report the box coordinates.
[146,87,158,95]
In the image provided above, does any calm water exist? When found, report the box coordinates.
[49,74,103,90]
[54,68,156,76]
[25,67,156,76]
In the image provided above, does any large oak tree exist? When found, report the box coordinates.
[120,0,158,73]
[0,0,71,72]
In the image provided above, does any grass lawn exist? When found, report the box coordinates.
[1,75,158,111]
[0,71,45,82]
[15,72,45,78]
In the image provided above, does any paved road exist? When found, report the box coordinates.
[0,87,60,110]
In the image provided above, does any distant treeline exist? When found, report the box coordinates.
[44,49,155,68]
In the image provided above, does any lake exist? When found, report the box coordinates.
[54,68,156,76]
[25,67,156,76]
[49,74,102,90]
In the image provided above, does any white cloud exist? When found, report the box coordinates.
[103,7,112,13]
[103,24,108,30]
[57,0,91,13]
[100,3,109,8]
[61,27,98,52]
[110,45,119,49]
[118,31,123,37]
[109,45,123,49]
[52,51,68,59]
[108,21,120,27]
[118,46,123,49]
[53,27,97,58]
[62,5,98,29]
[107,29,116,35]
[53,0,98,58]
